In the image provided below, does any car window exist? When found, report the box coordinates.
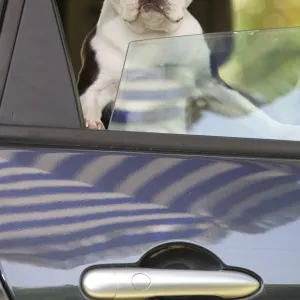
[1,0,300,141]
[110,27,300,142]
[55,0,300,136]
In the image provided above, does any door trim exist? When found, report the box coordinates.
[0,124,299,159]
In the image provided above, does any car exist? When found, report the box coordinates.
[0,1,300,300]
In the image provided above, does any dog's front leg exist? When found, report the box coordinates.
[80,79,118,130]
[80,87,105,130]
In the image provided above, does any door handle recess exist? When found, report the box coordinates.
[81,268,260,300]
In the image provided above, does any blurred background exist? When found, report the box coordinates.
[221,0,300,103]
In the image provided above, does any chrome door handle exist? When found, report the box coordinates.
[81,268,260,299]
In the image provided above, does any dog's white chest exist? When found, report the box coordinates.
[93,10,206,80]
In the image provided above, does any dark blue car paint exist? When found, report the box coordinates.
[0,147,299,300]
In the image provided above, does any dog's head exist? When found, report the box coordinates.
[110,0,193,33]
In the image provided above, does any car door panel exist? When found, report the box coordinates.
[0,146,299,300]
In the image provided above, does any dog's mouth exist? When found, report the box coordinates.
[124,4,183,24]
[141,3,163,13]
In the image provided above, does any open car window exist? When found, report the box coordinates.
[110,27,300,142]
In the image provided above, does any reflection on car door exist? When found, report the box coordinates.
[0,146,299,300]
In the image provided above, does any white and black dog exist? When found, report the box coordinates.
[78,0,204,130]
[78,0,300,138]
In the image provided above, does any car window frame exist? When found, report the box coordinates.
[1,124,300,159]
[0,0,84,128]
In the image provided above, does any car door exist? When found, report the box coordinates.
[0,1,300,300]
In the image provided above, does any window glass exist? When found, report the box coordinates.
[111,28,300,142]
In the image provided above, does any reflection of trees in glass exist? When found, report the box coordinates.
[220,0,300,103]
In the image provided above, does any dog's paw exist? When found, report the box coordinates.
[84,118,105,130]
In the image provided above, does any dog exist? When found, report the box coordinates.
[78,0,204,130]
[78,0,300,139]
